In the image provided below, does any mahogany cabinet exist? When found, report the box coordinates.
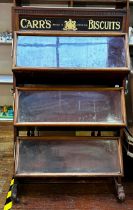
[11,1,129,202]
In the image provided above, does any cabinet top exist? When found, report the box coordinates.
[13,0,129,6]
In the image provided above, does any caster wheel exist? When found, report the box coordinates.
[11,183,19,203]
[118,191,125,202]
[117,185,125,202]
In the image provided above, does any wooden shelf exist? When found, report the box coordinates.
[0,75,13,84]
[0,120,13,125]
[0,118,13,121]
[0,42,12,45]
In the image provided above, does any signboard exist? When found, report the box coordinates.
[19,17,123,31]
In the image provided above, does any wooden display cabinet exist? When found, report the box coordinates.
[11,0,129,203]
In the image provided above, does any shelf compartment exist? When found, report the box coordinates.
[15,136,122,177]
[14,87,126,127]
[13,32,129,71]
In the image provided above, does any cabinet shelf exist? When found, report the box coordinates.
[0,118,13,121]
[0,120,13,126]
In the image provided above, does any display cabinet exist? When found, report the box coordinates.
[11,0,129,203]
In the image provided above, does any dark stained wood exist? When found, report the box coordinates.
[12,5,128,32]
[13,0,128,7]
[12,68,129,88]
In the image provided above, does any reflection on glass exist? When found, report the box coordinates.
[17,90,122,124]
[16,36,126,68]
[17,139,120,174]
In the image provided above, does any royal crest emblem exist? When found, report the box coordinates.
[63,19,77,31]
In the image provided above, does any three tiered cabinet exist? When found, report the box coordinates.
[12,0,129,202]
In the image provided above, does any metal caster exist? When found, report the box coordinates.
[11,183,19,203]
[117,184,125,202]
[114,178,125,202]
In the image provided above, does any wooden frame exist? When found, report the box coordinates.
[14,136,123,177]
[12,31,130,72]
[10,1,129,202]
[14,86,126,127]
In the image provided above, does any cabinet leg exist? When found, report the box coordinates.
[11,181,19,203]
[114,177,125,202]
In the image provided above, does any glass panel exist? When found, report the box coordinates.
[16,36,126,68]
[16,139,120,174]
[17,90,123,124]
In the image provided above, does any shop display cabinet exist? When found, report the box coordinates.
[12,0,129,203]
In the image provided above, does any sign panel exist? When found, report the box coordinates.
[19,17,123,31]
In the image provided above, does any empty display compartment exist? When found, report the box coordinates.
[14,87,126,126]
[15,136,123,177]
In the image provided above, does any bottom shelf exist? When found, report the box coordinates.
[15,137,122,177]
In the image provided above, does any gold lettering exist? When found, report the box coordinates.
[20,19,28,29]
[108,22,112,30]
[104,22,109,30]
[88,19,94,30]
[115,22,121,30]
[88,19,121,31]
[46,20,51,29]
[95,21,100,30]
[32,20,39,28]
[39,20,46,28]
[27,20,33,28]
[111,22,116,30]
[100,21,105,30]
